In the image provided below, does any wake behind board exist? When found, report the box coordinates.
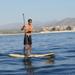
[8,53,54,58]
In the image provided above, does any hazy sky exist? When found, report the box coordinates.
[0,0,75,25]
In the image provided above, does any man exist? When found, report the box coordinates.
[21,19,32,55]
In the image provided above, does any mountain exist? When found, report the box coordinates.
[0,18,75,30]
[0,23,21,30]
[49,18,75,27]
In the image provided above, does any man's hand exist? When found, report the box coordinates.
[21,25,25,31]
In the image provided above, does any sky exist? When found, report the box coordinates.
[0,0,75,25]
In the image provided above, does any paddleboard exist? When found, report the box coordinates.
[8,53,54,58]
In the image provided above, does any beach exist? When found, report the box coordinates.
[0,30,75,36]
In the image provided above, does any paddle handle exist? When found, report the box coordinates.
[22,13,25,26]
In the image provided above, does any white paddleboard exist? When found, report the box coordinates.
[8,53,54,58]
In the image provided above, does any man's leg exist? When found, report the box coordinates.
[29,44,32,54]
[24,44,29,55]
[24,45,26,55]
[27,44,32,55]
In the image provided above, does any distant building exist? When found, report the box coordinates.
[72,27,75,31]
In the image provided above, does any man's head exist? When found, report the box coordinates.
[28,19,32,25]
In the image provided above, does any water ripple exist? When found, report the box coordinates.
[0,32,75,75]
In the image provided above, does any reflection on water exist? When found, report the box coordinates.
[45,58,54,64]
[23,57,54,75]
[23,58,34,75]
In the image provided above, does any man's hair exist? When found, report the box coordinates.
[28,19,32,23]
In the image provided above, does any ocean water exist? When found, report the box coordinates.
[0,32,75,75]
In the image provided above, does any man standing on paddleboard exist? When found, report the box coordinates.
[21,19,33,55]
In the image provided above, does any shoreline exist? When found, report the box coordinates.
[0,33,23,36]
[0,30,75,36]
[40,30,75,34]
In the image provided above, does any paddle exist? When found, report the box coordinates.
[22,13,30,56]
[22,13,27,54]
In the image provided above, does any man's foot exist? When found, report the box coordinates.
[24,54,29,59]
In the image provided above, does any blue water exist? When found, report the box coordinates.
[0,32,75,75]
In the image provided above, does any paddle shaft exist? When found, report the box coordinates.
[22,13,28,47]
[22,13,25,27]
